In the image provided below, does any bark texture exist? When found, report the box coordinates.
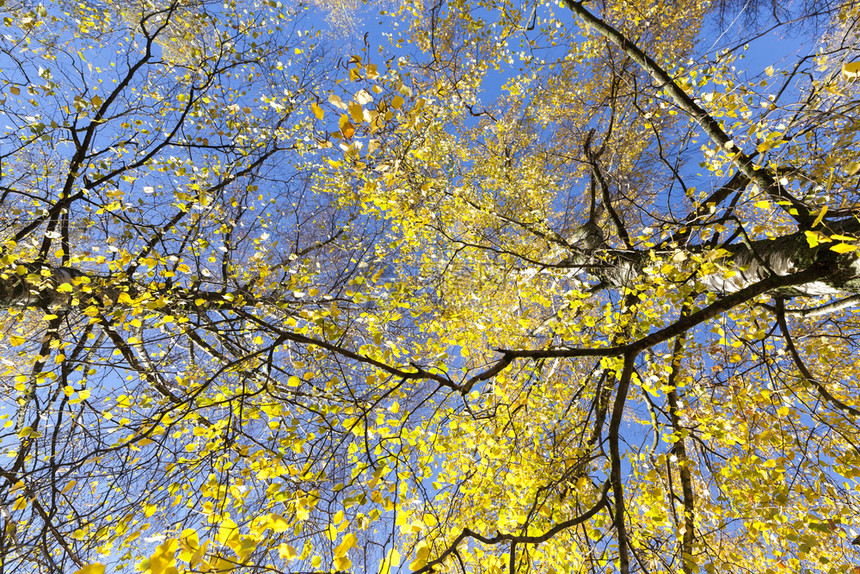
[563,218,860,298]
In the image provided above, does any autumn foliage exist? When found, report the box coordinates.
[2,0,860,573]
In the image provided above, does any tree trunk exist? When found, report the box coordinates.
[565,218,860,298]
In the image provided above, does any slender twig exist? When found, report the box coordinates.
[774,298,860,417]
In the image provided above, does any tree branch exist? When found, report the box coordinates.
[665,328,695,573]
[496,262,828,362]
[584,131,632,250]
[562,0,812,227]
[782,294,860,318]
[607,353,635,573]
[774,298,860,417]
[412,480,612,574]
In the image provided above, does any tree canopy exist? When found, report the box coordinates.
[2,0,860,573]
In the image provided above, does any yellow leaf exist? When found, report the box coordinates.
[754,200,770,209]
[217,518,239,544]
[149,539,179,574]
[847,161,860,176]
[355,89,373,106]
[278,543,297,560]
[830,243,857,253]
[71,528,87,540]
[266,513,291,533]
[804,230,830,247]
[812,205,827,228]
[72,565,105,574]
[179,528,199,557]
[325,522,337,541]
[415,541,430,561]
[349,101,363,123]
[311,102,324,119]
[56,283,73,293]
[205,555,235,573]
[334,533,357,558]
[842,60,860,80]
[117,292,133,305]
[379,548,401,574]
[10,86,20,95]
[9,335,25,346]
[61,480,77,494]
[328,94,347,111]
[232,536,258,561]
[190,540,208,568]
[391,95,404,109]
[339,115,355,139]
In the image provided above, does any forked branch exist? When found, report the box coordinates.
[411,480,612,574]
[774,298,860,417]
[563,0,813,227]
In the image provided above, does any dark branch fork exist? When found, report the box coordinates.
[561,0,814,227]
[411,480,612,574]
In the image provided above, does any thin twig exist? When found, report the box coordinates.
[774,298,860,417]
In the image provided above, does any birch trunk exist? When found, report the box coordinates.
[564,218,860,298]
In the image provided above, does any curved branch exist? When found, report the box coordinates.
[452,261,833,402]
[412,480,612,574]
[774,298,860,417]
[584,132,632,250]
[498,262,828,362]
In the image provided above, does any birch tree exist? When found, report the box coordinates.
[2,0,860,573]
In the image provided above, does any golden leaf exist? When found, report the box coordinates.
[842,60,860,80]
[830,243,857,253]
